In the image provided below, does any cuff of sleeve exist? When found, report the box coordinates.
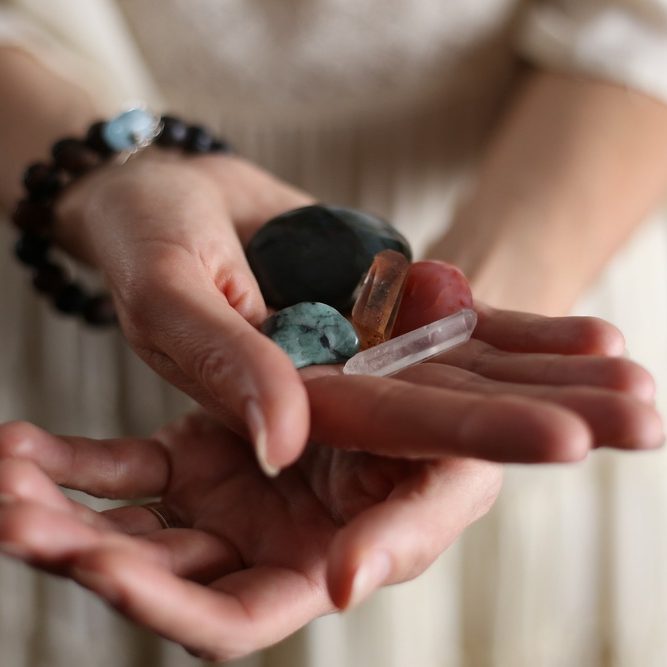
[517,4,667,106]
[0,7,115,106]
[0,7,161,111]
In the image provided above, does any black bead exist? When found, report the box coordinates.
[53,282,87,315]
[52,138,98,175]
[210,138,232,154]
[156,116,189,148]
[11,199,53,234]
[184,125,214,154]
[23,163,61,201]
[32,262,67,295]
[85,121,114,157]
[83,294,117,326]
[14,233,50,268]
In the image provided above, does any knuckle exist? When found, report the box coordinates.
[0,460,41,497]
[0,503,41,544]
[0,421,41,459]
[191,345,238,397]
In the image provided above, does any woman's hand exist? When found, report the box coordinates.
[0,290,661,660]
[0,414,501,661]
[57,152,316,474]
[304,261,662,462]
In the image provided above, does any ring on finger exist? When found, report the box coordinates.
[142,502,184,530]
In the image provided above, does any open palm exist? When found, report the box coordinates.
[0,265,661,661]
[0,305,660,660]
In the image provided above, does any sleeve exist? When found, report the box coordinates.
[517,0,667,105]
[0,6,101,95]
[0,1,162,110]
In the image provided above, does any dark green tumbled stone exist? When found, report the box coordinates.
[261,302,360,369]
[246,204,412,312]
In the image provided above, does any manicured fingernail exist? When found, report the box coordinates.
[0,542,29,559]
[348,550,392,609]
[245,399,280,477]
[72,567,121,605]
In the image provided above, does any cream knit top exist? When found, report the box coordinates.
[1,2,667,666]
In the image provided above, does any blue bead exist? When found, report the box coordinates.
[101,109,159,152]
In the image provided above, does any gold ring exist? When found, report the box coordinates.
[142,502,183,530]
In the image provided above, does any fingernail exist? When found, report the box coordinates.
[0,542,29,559]
[245,399,280,477]
[72,567,121,605]
[348,550,392,609]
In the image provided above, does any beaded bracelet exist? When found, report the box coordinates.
[10,109,232,326]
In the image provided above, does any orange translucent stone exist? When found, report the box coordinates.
[352,249,410,349]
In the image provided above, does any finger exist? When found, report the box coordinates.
[473,302,626,356]
[0,499,164,573]
[0,475,241,585]
[131,257,310,474]
[392,261,625,356]
[72,548,330,662]
[0,458,122,533]
[0,421,170,499]
[101,505,179,535]
[327,458,502,609]
[434,338,656,402]
[144,529,243,582]
[397,364,664,450]
[307,374,593,463]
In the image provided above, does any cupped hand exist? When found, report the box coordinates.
[304,261,663,463]
[0,270,662,659]
[0,413,501,661]
[57,151,315,474]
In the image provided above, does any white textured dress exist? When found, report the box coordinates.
[1,1,667,665]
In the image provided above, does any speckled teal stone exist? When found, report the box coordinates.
[102,109,160,152]
[261,302,360,369]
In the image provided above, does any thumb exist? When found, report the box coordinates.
[121,249,309,476]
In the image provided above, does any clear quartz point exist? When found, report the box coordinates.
[343,308,477,377]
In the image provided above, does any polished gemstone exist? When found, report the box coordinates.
[352,249,410,349]
[102,108,161,152]
[246,205,411,312]
[344,309,477,377]
[261,302,360,369]
[392,260,474,338]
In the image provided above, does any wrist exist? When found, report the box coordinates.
[428,200,583,315]
[11,110,234,325]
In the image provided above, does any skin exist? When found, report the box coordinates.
[1,44,667,659]
[429,70,667,314]
[0,282,661,660]
[2,49,667,467]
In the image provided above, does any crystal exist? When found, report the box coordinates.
[352,249,410,349]
[246,205,411,312]
[343,309,477,377]
[261,302,360,369]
